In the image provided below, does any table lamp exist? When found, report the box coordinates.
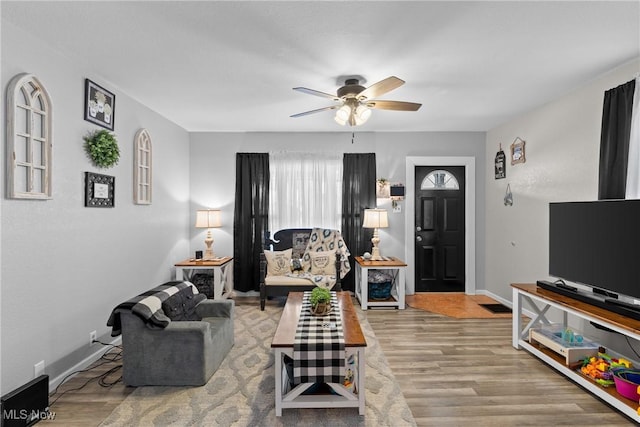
[362,208,389,261]
[195,209,222,259]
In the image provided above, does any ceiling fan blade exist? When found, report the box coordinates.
[358,76,405,100]
[290,105,340,118]
[293,87,340,101]
[366,100,422,111]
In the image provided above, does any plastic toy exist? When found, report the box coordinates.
[580,350,634,388]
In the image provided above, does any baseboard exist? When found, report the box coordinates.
[48,336,122,393]
[477,289,536,319]
[476,289,510,306]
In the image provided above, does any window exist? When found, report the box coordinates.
[268,152,342,231]
[420,170,459,190]
[6,73,52,199]
[134,128,152,204]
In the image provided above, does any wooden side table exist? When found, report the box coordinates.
[354,256,406,310]
[174,257,234,300]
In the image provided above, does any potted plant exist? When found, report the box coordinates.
[309,286,332,316]
[84,129,120,168]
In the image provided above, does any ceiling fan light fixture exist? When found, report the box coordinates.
[335,104,352,125]
[292,75,419,126]
[355,104,372,124]
[336,104,351,121]
[334,115,347,126]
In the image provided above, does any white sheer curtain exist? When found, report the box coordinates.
[268,151,343,232]
[626,76,640,199]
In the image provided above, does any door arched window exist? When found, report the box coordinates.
[420,170,460,190]
[134,129,152,204]
[7,74,52,199]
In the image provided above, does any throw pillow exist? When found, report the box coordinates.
[162,287,206,321]
[309,250,336,275]
[264,249,292,276]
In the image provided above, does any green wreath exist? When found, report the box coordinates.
[84,129,120,168]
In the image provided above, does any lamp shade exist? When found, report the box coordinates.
[362,208,389,228]
[195,209,222,228]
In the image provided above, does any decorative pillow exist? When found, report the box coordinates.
[264,249,292,276]
[161,287,206,321]
[309,250,336,275]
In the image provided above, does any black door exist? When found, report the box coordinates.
[415,166,465,292]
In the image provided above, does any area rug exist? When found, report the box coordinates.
[100,302,416,427]
[406,293,512,319]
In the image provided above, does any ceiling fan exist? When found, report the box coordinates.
[291,76,422,126]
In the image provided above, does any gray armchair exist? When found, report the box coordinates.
[119,298,234,386]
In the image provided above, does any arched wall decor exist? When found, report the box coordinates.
[133,128,152,204]
[6,73,53,199]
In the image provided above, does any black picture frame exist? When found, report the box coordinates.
[84,79,115,131]
[85,172,115,207]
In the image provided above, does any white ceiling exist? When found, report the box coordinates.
[2,1,639,132]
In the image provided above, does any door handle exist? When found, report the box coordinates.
[416,236,423,242]
[416,226,422,232]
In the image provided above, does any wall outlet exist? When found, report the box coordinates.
[34,360,45,377]
[89,330,97,347]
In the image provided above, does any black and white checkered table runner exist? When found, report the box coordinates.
[293,291,345,385]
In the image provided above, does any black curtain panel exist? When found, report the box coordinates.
[598,79,636,200]
[233,153,269,292]
[341,153,376,291]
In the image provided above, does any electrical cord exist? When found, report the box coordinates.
[625,336,640,359]
[49,342,123,407]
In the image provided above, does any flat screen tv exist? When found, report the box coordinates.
[549,199,640,301]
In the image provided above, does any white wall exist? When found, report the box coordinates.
[189,131,486,293]
[1,21,191,394]
[485,59,640,303]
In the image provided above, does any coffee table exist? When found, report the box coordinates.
[271,291,367,416]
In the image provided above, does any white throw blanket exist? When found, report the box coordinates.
[294,228,351,289]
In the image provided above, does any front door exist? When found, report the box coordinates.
[414,166,465,292]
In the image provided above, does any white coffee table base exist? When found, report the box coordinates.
[274,347,365,416]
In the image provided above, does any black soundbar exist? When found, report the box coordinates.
[536,280,640,321]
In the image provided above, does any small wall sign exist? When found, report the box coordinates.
[510,137,526,165]
[495,146,506,179]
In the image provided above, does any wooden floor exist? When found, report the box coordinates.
[43,296,634,426]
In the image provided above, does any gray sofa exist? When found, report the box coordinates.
[108,281,234,386]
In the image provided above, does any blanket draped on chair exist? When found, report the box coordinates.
[107,281,200,336]
[294,228,351,289]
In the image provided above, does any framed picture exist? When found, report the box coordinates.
[84,79,115,130]
[510,139,526,165]
[85,172,115,207]
[376,179,390,198]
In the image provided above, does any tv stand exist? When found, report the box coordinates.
[512,283,640,422]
